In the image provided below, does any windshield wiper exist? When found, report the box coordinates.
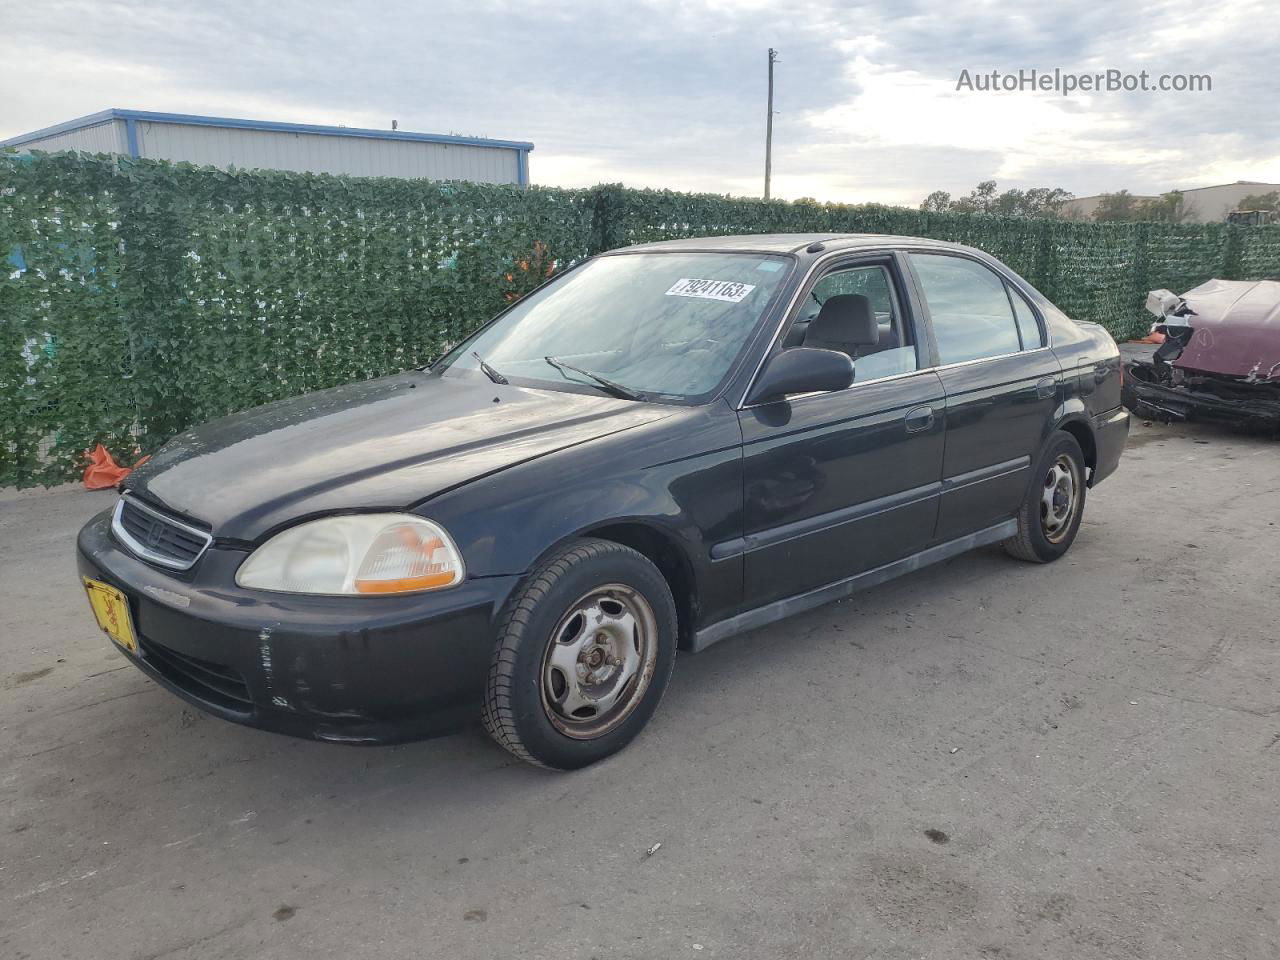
[472,351,508,385]
[544,356,643,401]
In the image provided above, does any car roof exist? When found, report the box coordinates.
[609,233,981,256]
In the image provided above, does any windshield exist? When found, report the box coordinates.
[436,252,793,402]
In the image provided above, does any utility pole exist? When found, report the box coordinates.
[764,47,778,200]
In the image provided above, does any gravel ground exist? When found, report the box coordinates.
[2,420,1278,960]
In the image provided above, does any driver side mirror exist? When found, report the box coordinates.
[745,347,855,405]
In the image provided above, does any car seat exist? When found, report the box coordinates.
[803,294,879,359]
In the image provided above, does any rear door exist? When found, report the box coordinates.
[735,254,946,606]
[905,252,1061,542]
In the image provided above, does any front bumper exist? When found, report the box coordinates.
[1123,361,1280,428]
[76,510,521,744]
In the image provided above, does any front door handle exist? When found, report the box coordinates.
[905,405,935,434]
[1036,376,1057,399]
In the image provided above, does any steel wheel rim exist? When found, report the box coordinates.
[539,584,658,740]
[1040,453,1080,543]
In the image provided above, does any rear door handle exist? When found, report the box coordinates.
[905,405,935,433]
[1036,376,1057,399]
[1094,363,1110,384]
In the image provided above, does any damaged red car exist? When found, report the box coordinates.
[1123,279,1280,428]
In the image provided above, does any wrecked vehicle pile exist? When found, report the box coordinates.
[1123,279,1280,429]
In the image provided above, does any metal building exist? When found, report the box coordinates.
[1,108,533,185]
[1060,180,1280,223]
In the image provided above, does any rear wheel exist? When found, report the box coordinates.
[1004,431,1087,563]
[481,539,677,769]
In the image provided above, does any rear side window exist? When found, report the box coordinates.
[909,254,1022,364]
[1007,285,1044,348]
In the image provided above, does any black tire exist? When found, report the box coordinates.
[481,538,678,770]
[1004,430,1088,563]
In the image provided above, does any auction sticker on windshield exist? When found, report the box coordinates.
[665,278,756,303]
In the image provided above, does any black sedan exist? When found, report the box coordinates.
[77,234,1128,768]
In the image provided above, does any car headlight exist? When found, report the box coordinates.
[236,514,464,595]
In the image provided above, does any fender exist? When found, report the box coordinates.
[547,514,705,646]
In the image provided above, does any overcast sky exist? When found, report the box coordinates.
[2,0,1276,205]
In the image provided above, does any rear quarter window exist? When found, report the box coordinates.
[1007,285,1045,348]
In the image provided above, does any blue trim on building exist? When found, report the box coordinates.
[0,108,534,153]
[124,117,140,158]
[0,110,118,147]
[517,149,530,187]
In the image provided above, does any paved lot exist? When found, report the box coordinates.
[2,421,1278,960]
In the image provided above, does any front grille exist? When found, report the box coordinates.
[140,638,253,715]
[112,496,213,570]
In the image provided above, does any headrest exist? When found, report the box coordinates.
[807,294,878,347]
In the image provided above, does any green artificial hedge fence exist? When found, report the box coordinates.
[4,152,1279,486]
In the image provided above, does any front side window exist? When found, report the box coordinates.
[436,252,792,402]
[910,254,1022,365]
[783,264,918,382]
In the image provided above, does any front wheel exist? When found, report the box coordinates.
[481,539,677,769]
[1004,431,1087,563]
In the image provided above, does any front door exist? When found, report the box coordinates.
[736,256,946,608]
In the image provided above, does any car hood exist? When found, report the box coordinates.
[1174,278,1280,380]
[123,371,672,540]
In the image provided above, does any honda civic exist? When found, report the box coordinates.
[78,234,1128,768]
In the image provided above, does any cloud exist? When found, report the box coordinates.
[2,0,1276,206]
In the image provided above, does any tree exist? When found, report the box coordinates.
[950,180,1000,214]
[920,190,952,213]
[1092,190,1140,222]
[919,181,1073,217]
[991,186,1074,218]
[991,188,1027,216]
[1135,190,1190,223]
[1236,191,1279,214]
